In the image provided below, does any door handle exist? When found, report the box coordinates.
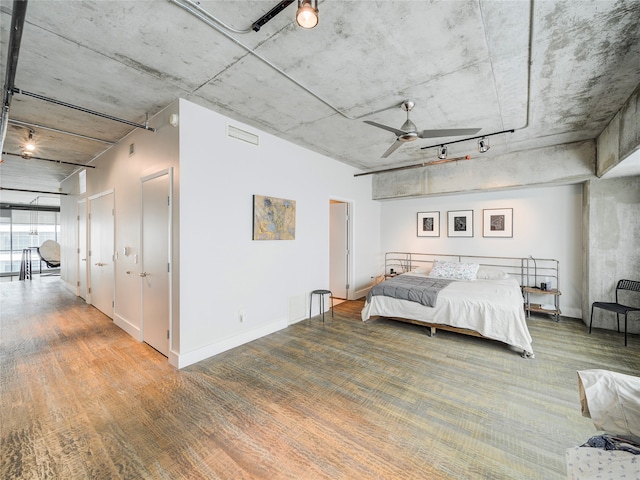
[95,262,104,266]
[139,272,147,277]
[81,258,86,261]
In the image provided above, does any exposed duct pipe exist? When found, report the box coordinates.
[12,88,156,132]
[0,202,60,212]
[0,186,68,196]
[170,0,533,136]
[353,155,474,177]
[8,119,115,145]
[0,0,29,158]
[1,151,97,168]
[168,0,377,121]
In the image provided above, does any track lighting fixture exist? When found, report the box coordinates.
[420,129,514,152]
[478,137,490,153]
[437,145,448,160]
[296,0,318,29]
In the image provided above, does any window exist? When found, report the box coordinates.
[0,207,60,276]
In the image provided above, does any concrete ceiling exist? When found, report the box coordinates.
[1,0,639,205]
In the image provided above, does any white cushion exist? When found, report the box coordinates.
[428,260,479,281]
[39,240,60,263]
[476,266,509,280]
[411,265,432,275]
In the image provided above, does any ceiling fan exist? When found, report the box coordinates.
[364,99,481,158]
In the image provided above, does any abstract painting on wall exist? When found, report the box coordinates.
[252,195,296,240]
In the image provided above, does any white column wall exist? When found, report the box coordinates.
[379,184,583,319]
[177,99,380,367]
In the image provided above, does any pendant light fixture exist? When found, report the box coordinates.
[25,130,35,151]
[22,129,36,157]
[296,0,318,29]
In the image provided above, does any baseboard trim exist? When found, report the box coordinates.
[354,286,371,300]
[114,313,142,341]
[61,279,78,296]
[174,319,288,369]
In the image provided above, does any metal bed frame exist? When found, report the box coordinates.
[383,252,561,320]
[384,252,558,287]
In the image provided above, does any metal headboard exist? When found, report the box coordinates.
[383,252,559,289]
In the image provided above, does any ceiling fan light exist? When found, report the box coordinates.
[437,145,448,160]
[296,0,318,29]
[478,137,490,153]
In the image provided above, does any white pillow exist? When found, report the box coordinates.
[476,266,509,280]
[428,260,479,281]
[411,265,432,275]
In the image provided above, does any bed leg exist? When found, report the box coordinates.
[429,326,436,337]
[521,350,535,359]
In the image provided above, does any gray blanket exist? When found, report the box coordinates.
[367,275,454,307]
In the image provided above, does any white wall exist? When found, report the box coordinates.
[378,184,583,319]
[60,102,180,347]
[176,99,380,367]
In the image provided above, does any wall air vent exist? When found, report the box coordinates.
[227,124,259,146]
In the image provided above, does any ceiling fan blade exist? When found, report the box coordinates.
[381,140,404,158]
[417,128,482,139]
[364,120,406,137]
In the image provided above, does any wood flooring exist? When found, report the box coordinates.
[2,277,639,479]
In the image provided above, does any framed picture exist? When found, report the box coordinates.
[483,208,513,238]
[417,211,440,237]
[252,194,296,240]
[447,210,473,237]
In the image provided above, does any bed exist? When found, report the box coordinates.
[361,253,547,358]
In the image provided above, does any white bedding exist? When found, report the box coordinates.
[362,273,534,356]
[566,370,640,479]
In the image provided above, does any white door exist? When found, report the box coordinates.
[78,200,87,300]
[141,172,171,356]
[330,201,349,299]
[89,192,114,318]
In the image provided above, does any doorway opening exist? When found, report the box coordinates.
[329,199,352,304]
